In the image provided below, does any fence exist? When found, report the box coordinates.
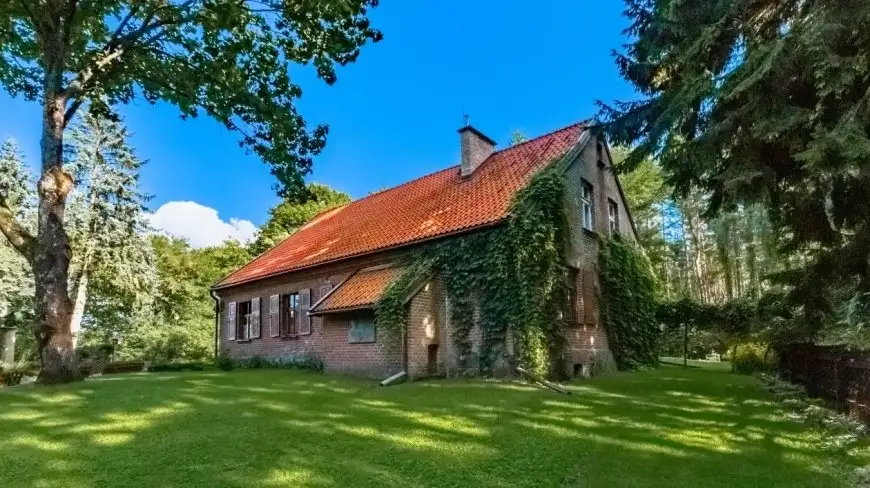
[779,344,870,423]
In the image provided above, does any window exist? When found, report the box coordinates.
[298,289,312,335]
[596,141,604,166]
[563,268,579,324]
[608,199,619,235]
[278,289,312,338]
[581,180,594,231]
[281,293,298,337]
[236,300,252,341]
[348,314,376,344]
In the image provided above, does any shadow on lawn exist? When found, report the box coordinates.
[0,366,848,488]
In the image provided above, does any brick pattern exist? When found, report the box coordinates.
[459,126,495,177]
[406,280,439,377]
[322,313,402,378]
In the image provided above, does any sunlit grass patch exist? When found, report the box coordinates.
[0,366,859,487]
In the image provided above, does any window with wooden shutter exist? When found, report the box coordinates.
[282,293,299,337]
[226,302,237,340]
[564,268,579,324]
[298,288,312,335]
[582,269,597,325]
[269,294,280,337]
[250,297,261,339]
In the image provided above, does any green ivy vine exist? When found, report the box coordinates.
[598,236,659,370]
[375,161,570,377]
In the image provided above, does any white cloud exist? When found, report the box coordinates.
[148,201,257,248]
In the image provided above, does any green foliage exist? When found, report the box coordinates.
[599,236,659,370]
[0,1,381,198]
[216,353,234,371]
[229,354,324,373]
[249,183,351,254]
[377,163,569,377]
[731,343,773,375]
[602,0,870,346]
[148,362,205,373]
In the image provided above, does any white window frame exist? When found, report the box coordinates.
[581,180,594,231]
[608,199,619,235]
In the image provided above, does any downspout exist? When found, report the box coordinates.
[210,289,221,359]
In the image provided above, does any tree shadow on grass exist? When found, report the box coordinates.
[0,366,850,488]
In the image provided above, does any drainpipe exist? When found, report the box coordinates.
[210,289,221,359]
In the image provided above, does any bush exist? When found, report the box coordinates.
[216,353,234,371]
[102,361,145,375]
[0,361,38,386]
[148,362,205,373]
[731,343,774,375]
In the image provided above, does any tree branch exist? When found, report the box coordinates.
[62,0,201,121]
[0,195,35,263]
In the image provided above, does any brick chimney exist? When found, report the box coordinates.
[459,125,496,177]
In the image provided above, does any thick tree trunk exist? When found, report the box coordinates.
[34,88,80,384]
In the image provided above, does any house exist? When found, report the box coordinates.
[212,122,638,379]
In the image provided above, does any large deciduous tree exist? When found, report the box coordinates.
[0,1,380,382]
[601,0,870,341]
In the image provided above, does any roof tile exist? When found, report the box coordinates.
[311,266,402,314]
[216,122,585,288]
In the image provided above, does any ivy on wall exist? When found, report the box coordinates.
[375,161,570,377]
[598,236,659,370]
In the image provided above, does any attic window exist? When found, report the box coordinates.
[581,179,594,232]
[608,199,619,235]
[596,141,604,166]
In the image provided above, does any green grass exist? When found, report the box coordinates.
[0,366,864,487]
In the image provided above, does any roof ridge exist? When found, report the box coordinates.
[491,119,588,154]
[320,120,587,211]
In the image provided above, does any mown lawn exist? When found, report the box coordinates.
[0,366,864,488]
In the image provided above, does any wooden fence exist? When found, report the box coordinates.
[778,344,870,423]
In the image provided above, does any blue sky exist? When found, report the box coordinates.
[0,1,637,247]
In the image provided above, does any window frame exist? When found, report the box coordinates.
[608,198,619,235]
[281,292,299,338]
[580,179,594,232]
[236,300,252,341]
[563,267,579,325]
[348,314,377,344]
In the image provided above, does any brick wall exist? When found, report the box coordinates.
[322,313,402,378]
[559,135,636,376]
[406,280,440,378]
[216,250,406,374]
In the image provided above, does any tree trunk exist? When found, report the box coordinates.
[34,86,80,384]
[69,270,88,349]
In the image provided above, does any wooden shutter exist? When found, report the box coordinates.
[298,288,312,335]
[269,294,280,337]
[250,297,261,339]
[582,269,596,325]
[227,302,237,341]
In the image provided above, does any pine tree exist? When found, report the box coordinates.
[602,0,870,342]
[64,112,155,347]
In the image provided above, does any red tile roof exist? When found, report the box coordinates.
[215,122,586,289]
[310,266,402,315]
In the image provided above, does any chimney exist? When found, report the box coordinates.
[459,125,496,177]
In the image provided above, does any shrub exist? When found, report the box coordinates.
[731,343,774,375]
[216,353,234,371]
[102,361,145,375]
[0,361,38,386]
[148,362,205,373]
